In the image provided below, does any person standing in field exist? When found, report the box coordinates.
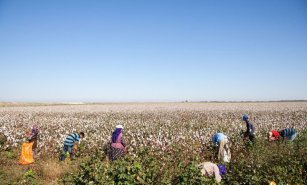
[28,125,39,156]
[60,132,85,161]
[197,162,227,183]
[212,133,231,162]
[109,125,126,161]
[242,114,255,142]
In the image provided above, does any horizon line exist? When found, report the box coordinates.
[1,100,307,105]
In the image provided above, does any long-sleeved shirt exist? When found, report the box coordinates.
[198,162,222,183]
[111,133,125,149]
[64,133,80,147]
[280,128,296,138]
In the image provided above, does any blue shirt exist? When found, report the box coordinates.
[212,133,226,146]
[64,133,80,146]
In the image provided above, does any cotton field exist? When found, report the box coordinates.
[0,102,306,157]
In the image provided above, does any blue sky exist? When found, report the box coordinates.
[1,0,307,102]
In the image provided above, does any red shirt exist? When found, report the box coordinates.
[271,130,280,140]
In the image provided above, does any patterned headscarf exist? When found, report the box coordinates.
[31,125,39,135]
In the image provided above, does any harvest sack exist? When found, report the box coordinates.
[19,142,34,165]
[65,151,71,163]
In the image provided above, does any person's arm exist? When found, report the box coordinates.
[73,134,81,151]
[269,136,275,141]
[73,142,78,152]
[121,139,126,147]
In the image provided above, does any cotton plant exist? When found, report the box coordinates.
[0,102,306,156]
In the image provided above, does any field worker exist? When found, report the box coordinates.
[279,127,297,141]
[242,114,255,142]
[28,125,39,156]
[212,133,231,162]
[109,125,126,161]
[267,130,280,141]
[60,132,85,161]
[197,162,227,183]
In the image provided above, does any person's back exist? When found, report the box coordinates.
[280,128,297,141]
[64,133,80,147]
[218,139,231,163]
[280,128,296,137]
[198,162,226,183]
[111,132,125,149]
[198,162,221,182]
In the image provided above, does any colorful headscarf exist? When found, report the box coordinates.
[112,128,122,143]
[31,125,39,135]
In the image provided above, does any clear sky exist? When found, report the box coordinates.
[1,0,307,102]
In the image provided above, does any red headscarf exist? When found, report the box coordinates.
[271,130,280,140]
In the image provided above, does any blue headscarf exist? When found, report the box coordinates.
[112,128,122,143]
[242,114,249,121]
